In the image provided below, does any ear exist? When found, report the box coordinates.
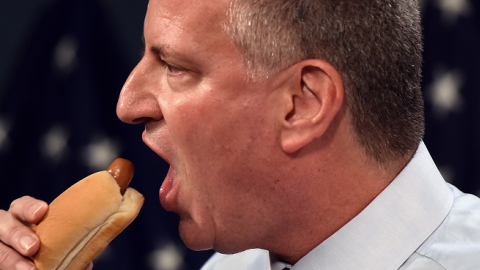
[280,60,344,153]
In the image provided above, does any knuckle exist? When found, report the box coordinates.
[0,244,16,267]
[0,209,9,220]
[0,211,24,244]
[5,223,21,240]
[9,198,22,211]
[0,210,14,234]
[9,196,32,211]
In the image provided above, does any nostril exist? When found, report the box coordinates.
[131,117,152,124]
[116,99,163,124]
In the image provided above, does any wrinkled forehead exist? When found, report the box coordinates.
[143,0,245,79]
[145,0,230,38]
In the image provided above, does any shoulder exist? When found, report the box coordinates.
[401,184,480,270]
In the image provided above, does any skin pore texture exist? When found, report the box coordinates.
[116,0,412,264]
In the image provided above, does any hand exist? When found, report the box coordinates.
[0,196,47,270]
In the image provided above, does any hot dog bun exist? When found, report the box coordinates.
[30,160,144,270]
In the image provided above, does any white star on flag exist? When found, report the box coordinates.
[148,242,185,270]
[53,35,79,74]
[427,69,464,118]
[82,135,120,171]
[435,0,472,24]
[40,124,69,163]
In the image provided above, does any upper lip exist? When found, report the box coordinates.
[142,129,172,165]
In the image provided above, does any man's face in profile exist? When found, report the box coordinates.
[117,0,294,254]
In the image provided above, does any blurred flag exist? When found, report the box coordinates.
[1,0,480,269]
[0,0,213,269]
[422,0,480,196]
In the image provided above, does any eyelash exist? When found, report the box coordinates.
[159,58,183,74]
[163,62,180,73]
[141,48,185,75]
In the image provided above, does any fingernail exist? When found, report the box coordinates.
[15,261,35,270]
[19,235,37,252]
[30,203,44,217]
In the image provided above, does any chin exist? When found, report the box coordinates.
[178,219,214,251]
[177,213,255,254]
[178,221,247,254]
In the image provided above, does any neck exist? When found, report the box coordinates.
[266,115,413,264]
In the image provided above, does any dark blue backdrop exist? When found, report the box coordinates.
[0,0,479,269]
[0,0,213,269]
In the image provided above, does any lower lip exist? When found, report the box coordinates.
[159,166,179,211]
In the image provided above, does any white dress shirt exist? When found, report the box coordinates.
[201,142,480,270]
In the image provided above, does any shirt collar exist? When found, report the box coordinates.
[292,141,454,270]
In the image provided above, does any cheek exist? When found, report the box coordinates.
[163,97,229,190]
[167,96,267,196]
[167,95,243,160]
[164,91,286,250]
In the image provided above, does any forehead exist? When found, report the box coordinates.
[145,0,231,48]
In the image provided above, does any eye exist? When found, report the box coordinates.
[160,59,184,75]
[164,62,183,74]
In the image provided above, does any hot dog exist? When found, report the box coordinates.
[30,158,144,270]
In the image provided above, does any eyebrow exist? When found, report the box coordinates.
[141,34,171,58]
[150,46,166,57]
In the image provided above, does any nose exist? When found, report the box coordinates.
[117,59,163,124]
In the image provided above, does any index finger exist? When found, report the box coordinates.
[9,196,48,226]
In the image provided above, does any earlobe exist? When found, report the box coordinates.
[280,60,344,153]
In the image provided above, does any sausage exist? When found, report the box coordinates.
[107,158,135,195]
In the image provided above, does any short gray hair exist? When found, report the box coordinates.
[226,0,425,164]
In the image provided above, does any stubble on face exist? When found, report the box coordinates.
[142,0,294,253]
